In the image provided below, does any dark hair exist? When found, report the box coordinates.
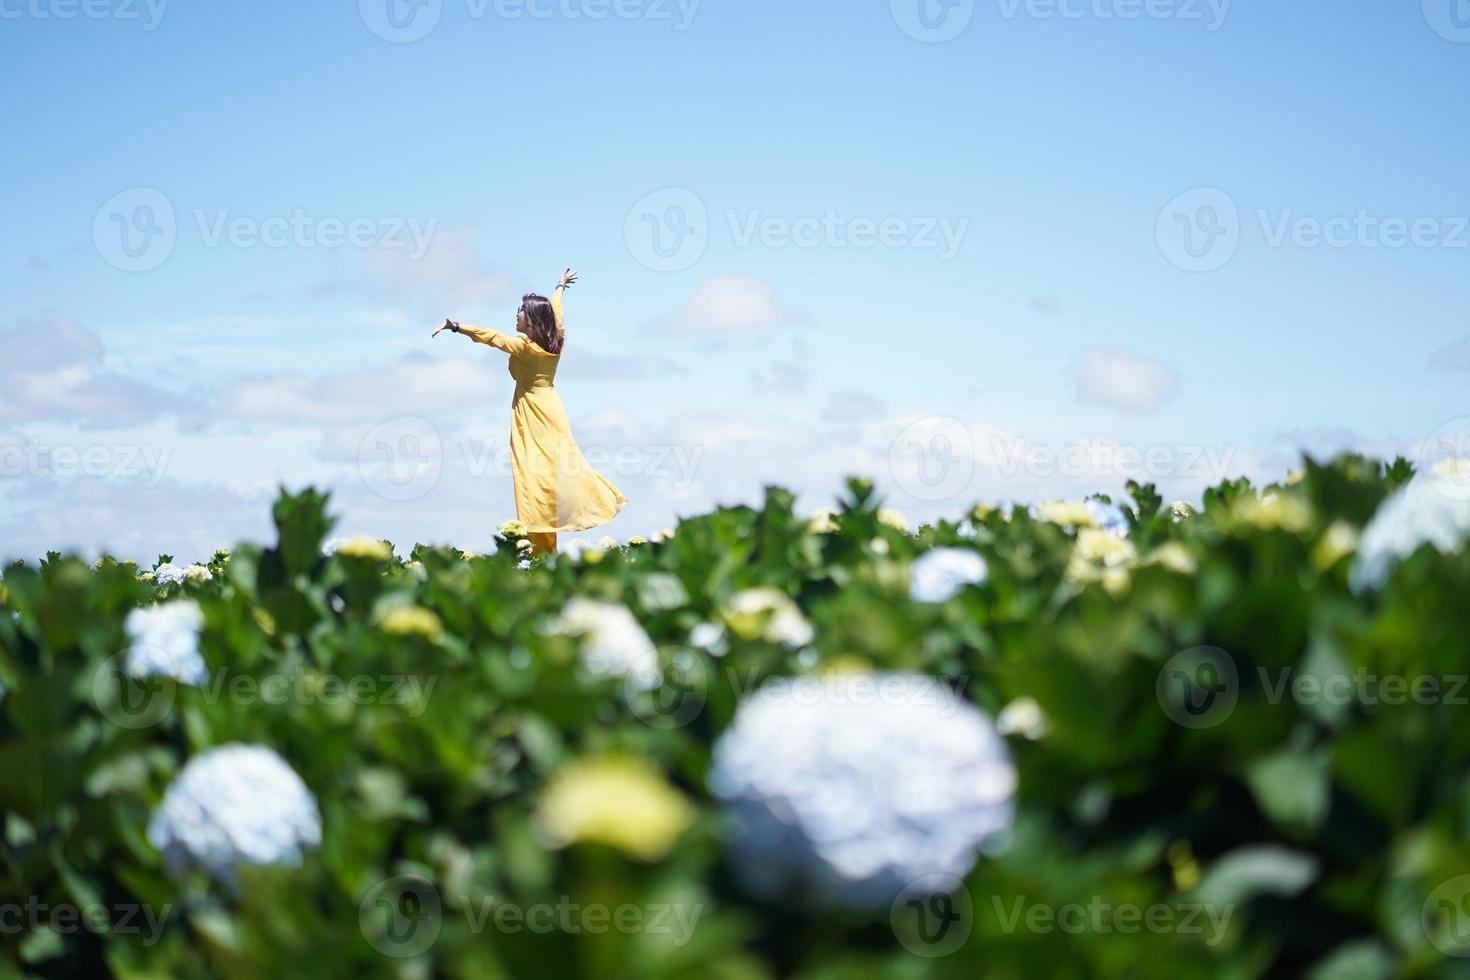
[520,294,563,355]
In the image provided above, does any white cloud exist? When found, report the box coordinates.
[1075,347,1180,414]
[652,275,799,336]
[0,314,203,429]
[219,352,506,426]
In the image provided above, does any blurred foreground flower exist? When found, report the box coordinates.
[806,508,839,534]
[708,673,1015,910]
[1352,461,1470,591]
[148,744,321,885]
[333,537,393,561]
[721,587,815,646]
[1067,528,1137,595]
[556,599,658,689]
[377,604,443,640]
[124,600,207,685]
[539,756,693,861]
[909,548,988,603]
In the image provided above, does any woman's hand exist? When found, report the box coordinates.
[432,318,459,338]
[558,268,578,290]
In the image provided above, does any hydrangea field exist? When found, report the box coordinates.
[4,455,1470,978]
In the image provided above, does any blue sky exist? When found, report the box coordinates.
[2,0,1469,560]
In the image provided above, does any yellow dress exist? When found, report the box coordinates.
[457,290,627,539]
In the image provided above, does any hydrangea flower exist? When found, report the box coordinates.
[1170,500,1195,523]
[332,537,393,561]
[1037,500,1095,527]
[708,673,1016,910]
[153,563,188,587]
[877,509,909,533]
[556,599,659,690]
[909,548,988,603]
[184,564,213,582]
[1067,528,1138,595]
[1352,463,1470,591]
[538,756,693,861]
[721,588,815,647]
[376,604,443,639]
[148,744,321,886]
[124,600,207,685]
[806,508,840,534]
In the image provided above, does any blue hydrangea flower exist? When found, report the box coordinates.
[708,673,1016,910]
[153,563,188,587]
[1352,465,1470,591]
[124,600,207,685]
[148,744,322,886]
[909,548,988,603]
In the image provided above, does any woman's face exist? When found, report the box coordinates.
[515,307,529,336]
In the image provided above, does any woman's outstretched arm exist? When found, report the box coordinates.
[553,267,576,333]
[432,318,523,354]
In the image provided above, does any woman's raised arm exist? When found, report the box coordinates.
[553,267,577,333]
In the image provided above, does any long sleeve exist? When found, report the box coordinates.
[551,287,566,334]
[458,324,525,355]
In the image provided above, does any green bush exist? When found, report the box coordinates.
[2,454,1469,978]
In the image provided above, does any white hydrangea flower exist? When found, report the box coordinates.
[556,599,659,691]
[1352,464,1470,591]
[596,535,619,550]
[124,601,207,685]
[722,588,815,647]
[708,673,1016,910]
[148,744,321,886]
[877,509,910,533]
[184,564,213,582]
[909,548,988,603]
[1170,500,1195,523]
[1037,501,1095,527]
[153,563,188,587]
[689,622,728,657]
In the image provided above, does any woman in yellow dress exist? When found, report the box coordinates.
[433,269,626,556]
